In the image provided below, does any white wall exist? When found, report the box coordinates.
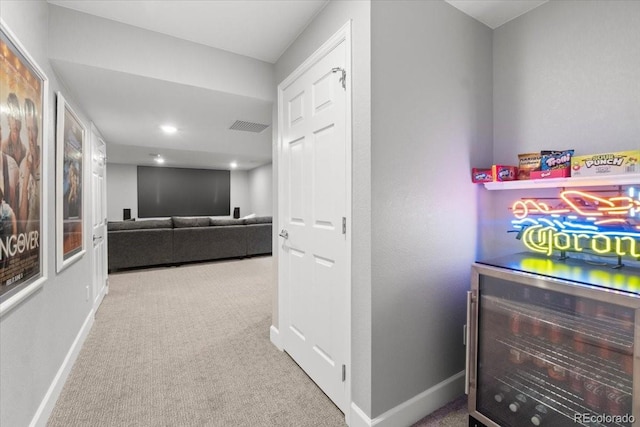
[371,0,493,419]
[248,163,272,216]
[0,1,96,426]
[482,0,640,262]
[106,163,137,221]
[106,163,254,220]
[230,170,250,218]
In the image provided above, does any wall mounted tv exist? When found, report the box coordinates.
[137,166,230,218]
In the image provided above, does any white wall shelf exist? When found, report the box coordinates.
[483,174,640,190]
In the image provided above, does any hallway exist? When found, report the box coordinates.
[48,257,345,427]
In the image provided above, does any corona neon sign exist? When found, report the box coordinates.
[511,188,640,258]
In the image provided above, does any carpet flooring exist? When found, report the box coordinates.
[48,256,468,427]
[410,395,468,426]
[48,257,345,427]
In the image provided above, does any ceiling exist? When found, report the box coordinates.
[445,0,548,29]
[47,0,547,170]
[51,59,274,170]
[48,0,329,63]
[47,0,329,170]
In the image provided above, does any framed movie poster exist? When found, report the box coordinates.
[56,92,85,272]
[0,19,49,316]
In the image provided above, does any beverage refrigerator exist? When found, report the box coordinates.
[466,252,640,427]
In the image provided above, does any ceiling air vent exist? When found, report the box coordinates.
[229,120,270,133]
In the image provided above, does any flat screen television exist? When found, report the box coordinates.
[137,166,230,218]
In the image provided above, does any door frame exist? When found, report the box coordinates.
[276,20,353,421]
[90,123,108,311]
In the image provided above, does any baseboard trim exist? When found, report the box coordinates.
[349,402,372,427]
[29,308,95,427]
[349,370,465,427]
[93,283,108,312]
[270,325,283,350]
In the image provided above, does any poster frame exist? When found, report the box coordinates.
[0,19,49,316]
[55,92,85,272]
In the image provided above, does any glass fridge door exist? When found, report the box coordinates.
[474,274,636,427]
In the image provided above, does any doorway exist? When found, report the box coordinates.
[277,22,352,416]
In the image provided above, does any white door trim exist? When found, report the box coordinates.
[90,123,108,311]
[277,20,352,424]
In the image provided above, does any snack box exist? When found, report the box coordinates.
[518,153,541,180]
[471,165,518,183]
[540,149,574,170]
[530,167,571,179]
[571,150,640,177]
[471,168,493,183]
[492,165,518,182]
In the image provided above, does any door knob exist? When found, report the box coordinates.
[279,229,289,239]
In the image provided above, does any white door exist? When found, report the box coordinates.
[278,26,351,414]
[91,131,108,309]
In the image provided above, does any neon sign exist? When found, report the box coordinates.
[512,188,640,258]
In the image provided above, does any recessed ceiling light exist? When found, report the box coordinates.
[230,162,238,169]
[160,125,177,134]
[150,153,165,164]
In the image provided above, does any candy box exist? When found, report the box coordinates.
[518,153,541,180]
[571,150,640,177]
[471,168,493,183]
[492,165,518,182]
[530,168,571,179]
[540,149,574,170]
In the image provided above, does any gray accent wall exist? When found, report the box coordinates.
[482,0,640,261]
[493,0,640,163]
[0,1,95,426]
[371,0,493,418]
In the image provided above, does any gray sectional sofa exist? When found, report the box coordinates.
[107,216,272,271]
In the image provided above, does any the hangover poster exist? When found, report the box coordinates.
[0,27,44,302]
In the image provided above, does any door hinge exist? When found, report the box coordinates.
[342,217,346,235]
[332,67,346,90]
[342,364,346,382]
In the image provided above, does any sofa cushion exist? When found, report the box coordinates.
[210,218,245,227]
[108,218,172,231]
[246,222,272,256]
[172,216,210,228]
[244,216,272,225]
[108,228,173,270]
[173,226,247,263]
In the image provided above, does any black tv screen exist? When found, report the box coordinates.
[137,166,230,217]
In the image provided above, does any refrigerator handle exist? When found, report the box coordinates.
[465,290,476,395]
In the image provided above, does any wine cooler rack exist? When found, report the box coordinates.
[473,291,636,426]
[489,295,634,353]
[495,335,632,397]
[494,368,630,427]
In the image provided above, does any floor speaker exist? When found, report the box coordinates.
[123,208,131,220]
[233,207,240,219]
